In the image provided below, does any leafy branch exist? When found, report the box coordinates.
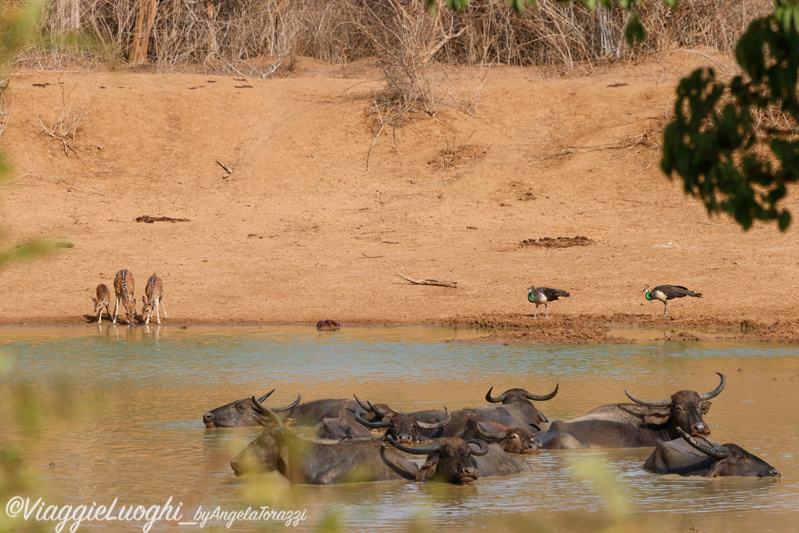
[662,8,799,230]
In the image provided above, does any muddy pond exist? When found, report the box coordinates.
[1,325,797,532]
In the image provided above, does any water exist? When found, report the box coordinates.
[1,325,798,532]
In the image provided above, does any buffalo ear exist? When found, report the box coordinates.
[706,459,727,478]
[416,455,439,482]
[643,407,671,425]
[700,401,712,414]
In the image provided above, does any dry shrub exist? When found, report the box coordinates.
[31,75,96,156]
[26,0,772,71]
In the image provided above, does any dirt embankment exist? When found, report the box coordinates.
[1,51,798,344]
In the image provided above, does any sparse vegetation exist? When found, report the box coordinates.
[30,75,95,157]
[19,0,772,70]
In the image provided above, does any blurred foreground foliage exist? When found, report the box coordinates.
[1,2,65,532]
[662,4,799,231]
[0,0,59,270]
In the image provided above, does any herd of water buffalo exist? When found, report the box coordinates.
[202,372,781,485]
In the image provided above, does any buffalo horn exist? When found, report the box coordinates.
[251,396,283,428]
[355,413,391,428]
[526,383,559,401]
[353,394,372,412]
[366,401,391,419]
[415,408,451,429]
[698,372,726,401]
[467,439,490,456]
[270,393,301,412]
[257,389,276,403]
[677,428,729,459]
[474,422,508,440]
[624,387,672,407]
[485,386,508,403]
[386,435,442,455]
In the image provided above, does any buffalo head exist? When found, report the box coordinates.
[625,372,726,438]
[353,395,397,422]
[316,416,374,440]
[677,428,780,478]
[467,418,542,455]
[203,391,301,428]
[386,435,489,485]
[485,384,558,424]
[357,403,451,444]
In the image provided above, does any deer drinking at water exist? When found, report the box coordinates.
[112,269,137,324]
[91,283,112,324]
[141,274,167,325]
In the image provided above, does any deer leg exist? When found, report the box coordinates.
[159,300,167,319]
[97,308,103,324]
[113,297,120,323]
[155,298,161,324]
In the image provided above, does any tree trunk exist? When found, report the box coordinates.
[129,0,158,64]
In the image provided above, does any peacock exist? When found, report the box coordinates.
[643,284,702,317]
[527,286,570,319]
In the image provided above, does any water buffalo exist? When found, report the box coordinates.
[539,373,726,449]
[231,408,417,484]
[314,416,374,440]
[204,392,390,428]
[282,395,398,426]
[356,404,451,443]
[644,428,780,478]
[482,385,558,426]
[203,390,301,428]
[458,418,542,455]
[386,436,532,484]
[403,384,558,437]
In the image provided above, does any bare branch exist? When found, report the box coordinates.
[397,272,457,288]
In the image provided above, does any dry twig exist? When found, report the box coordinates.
[397,272,457,288]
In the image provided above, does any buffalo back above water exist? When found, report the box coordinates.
[231,428,417,484]
[315,416,374,440]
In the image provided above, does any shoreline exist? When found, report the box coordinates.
[2,314,797,344]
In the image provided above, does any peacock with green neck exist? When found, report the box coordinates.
[526,286,570,319]
[643,284,702,317]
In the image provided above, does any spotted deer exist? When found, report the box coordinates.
[141,274,167,325]
[112,269,137,324]
[91,284,112,324]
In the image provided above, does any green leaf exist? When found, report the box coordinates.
[624,13,645,45]
[510,0,534,13]
[779,211,792,231]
